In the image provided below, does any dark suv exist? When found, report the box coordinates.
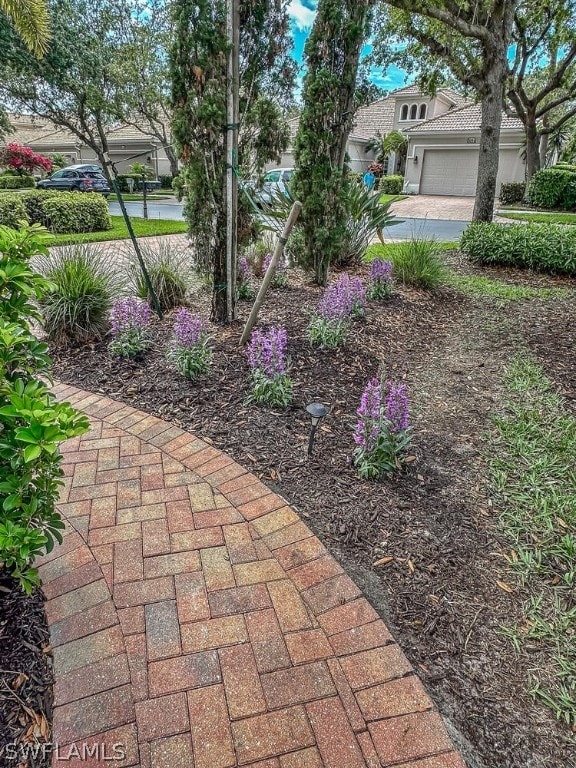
[36,165,111,195]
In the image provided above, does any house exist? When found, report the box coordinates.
[3,115,174,177]
[281,85,526,197]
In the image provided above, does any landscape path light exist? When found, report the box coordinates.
[306,402,330,457]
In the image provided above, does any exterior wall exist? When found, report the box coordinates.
[393,94,453,132]
[266,137,372,174]
[404,131,525,196]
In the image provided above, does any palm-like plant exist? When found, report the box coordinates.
[364,133,387,163]
[1,0,51,56]
[365,130,408,171]
[128,163,155,180]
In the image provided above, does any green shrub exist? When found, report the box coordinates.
[42,193,111,233]
[0,194,29,228]
[0,175,36,189]
[285,226,306,268]
[525,168,576,210]
[0,224,89,592]
[379,175,404,195]
[131,241,193,311]
[460,222,576,274]
[35,244,121,343]
[21,190,55,228]
[159,174,175,189]
[499,182,526,205]
[386,237,446,289]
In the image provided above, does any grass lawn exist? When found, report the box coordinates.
[48,216,187,246]
[365,241,457,262]
[380,193,408,204]
[489,356,576,727]
[498,211,576,225]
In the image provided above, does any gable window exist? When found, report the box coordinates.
[400,104,409,121]
[419,104,427,119]
[409,104,418,120]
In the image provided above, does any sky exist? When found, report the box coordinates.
[287,0,411,92]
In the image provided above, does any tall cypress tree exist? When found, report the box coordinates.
[170,0,296,323]
[293,0,373,286]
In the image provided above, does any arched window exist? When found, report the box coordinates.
[419,104,427,120]
[409,104,418,120]
[400,104,409,121]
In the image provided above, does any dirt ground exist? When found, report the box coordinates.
[51,257,576,768]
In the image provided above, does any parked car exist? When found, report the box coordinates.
[36,165,111,195]
[254,167,294,206]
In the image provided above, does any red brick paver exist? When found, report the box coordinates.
[42,386,465,768]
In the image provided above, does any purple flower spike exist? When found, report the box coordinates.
[173,308,206,348]
[369,258,393,284]
[246,326,288,379]
[385,381,409,433]
[353,377,383,452]
[110,297,151,336]
[317,273,366,321]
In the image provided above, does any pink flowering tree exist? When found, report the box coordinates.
[0,143,52,175]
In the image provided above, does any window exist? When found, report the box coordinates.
[61,171,78,178]
[264,170,281,183]
[400,104,409,121]
[419,104,427,119]
[51,170,65,179]
[282,170,293,181]
[409,104,418,120]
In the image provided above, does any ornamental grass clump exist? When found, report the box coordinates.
[367,258,393,300]
[108,297,151,358]
[246,326,292,407]
[353,377,411,479]
[237,256,254,300]
[307,273,366,348]
[263,251,289,288]
[167,308,212,379]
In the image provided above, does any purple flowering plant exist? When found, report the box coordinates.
[237,256,254,301]
[308,273,366,348]
[367,258,393,300]
[262,252,289,288]
[108,297,152,358]
[167,307,212,379]
[353,377,411,478]
[246,326,292,407]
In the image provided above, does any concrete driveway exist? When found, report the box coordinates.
[389,195,475,221]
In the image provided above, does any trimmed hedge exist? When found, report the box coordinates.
[0,190,111,233]
[525,168,576,210]
[499,181,526,205]
[42,193,112,233]
[460,222,576,275]
[379,175,404,195]
[0,174,36,189]
[0,194,28,228]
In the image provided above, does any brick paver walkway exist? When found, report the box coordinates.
[41,384,465,768]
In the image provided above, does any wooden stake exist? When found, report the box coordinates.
[239,201,302,346]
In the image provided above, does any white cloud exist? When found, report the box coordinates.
[288,0,317,31]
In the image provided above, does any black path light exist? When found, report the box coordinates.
[306,402,330,457]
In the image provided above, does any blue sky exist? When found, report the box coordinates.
[288,0,410,92]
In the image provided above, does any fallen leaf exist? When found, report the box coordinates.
[407,559,415,573]
[496,580,514,593]
[405,455,416,462]
[373,556,394,567]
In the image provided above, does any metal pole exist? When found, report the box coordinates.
[142,173,148,220]
[225,0,239,324]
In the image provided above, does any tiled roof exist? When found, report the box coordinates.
[5,114,162,148]
[352,98,395,139]
[286,115,369,143]
[406,103,524,133]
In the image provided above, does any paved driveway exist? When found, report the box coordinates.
[389,195,476,221]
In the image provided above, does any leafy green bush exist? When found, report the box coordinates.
[42,193,111,233]
[131,241,193,311]
[499,182,526,205]
[0,194,28,228]
[460,222,576,274]
[0,175,36,189]
[35,244,121,343]
[379,175,404,195]
[21,190,54,228]
[285,226,306,268]
[386,237,446,289]
[159,174,175,189]
[0,224,89,592]
[525,168,576,210]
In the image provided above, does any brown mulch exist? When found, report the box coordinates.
[50,262,576,768]
[0,570,53,768]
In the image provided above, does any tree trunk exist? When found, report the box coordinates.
[524,107,540,180]
[165,145,179,178]
[473,54,507,222]
[212,207,229,323]
[539,114,549,169]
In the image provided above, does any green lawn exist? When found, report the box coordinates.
[48,216,188,246]
[364,241,457,262]
[380,193,408,205]
[498,211,576,225]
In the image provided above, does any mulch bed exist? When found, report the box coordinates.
[50,260,576,768]
[0,571,53,768]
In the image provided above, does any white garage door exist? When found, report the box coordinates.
[420,149,479,196]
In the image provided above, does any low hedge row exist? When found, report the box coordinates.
[379,175,404,195]
[0,174,36,189]
[525,167,576,210]
[0,191,111,233]
[499,181,526,205]
[460,222,576,275]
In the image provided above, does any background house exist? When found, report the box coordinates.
[4,115,174,177]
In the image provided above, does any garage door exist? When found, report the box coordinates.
[419,149,479,196]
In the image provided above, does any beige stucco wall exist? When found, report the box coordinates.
[268,137,372,174]
[404,131,525,196]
